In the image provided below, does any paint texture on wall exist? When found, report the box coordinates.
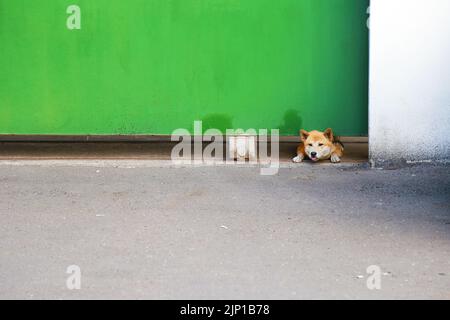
[0,0,369,136]
[369,0,450,166]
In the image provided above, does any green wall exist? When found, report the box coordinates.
[0,0,369,136]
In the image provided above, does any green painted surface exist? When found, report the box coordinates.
[0,0,369,136]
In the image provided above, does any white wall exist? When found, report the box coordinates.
[369,0,450,167]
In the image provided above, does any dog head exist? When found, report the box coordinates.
[300,128,335,162]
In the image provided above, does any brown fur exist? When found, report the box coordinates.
[293,128,344,163]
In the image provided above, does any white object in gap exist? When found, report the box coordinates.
[228,135,257,161]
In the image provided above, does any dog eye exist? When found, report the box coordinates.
[319,143,324,147]
[308,144,313,147]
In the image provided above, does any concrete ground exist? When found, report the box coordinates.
[0,159,449,300]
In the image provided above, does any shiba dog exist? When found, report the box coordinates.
[292,128,344,163]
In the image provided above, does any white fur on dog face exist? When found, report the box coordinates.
[305,142,331,160]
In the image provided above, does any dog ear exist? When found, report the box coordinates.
[323,128,334,141]
[300,129,309,141]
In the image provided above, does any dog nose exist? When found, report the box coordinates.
[311,152,317,157]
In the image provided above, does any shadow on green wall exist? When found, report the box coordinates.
[277,109,303,136]
[201,114,234,134]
